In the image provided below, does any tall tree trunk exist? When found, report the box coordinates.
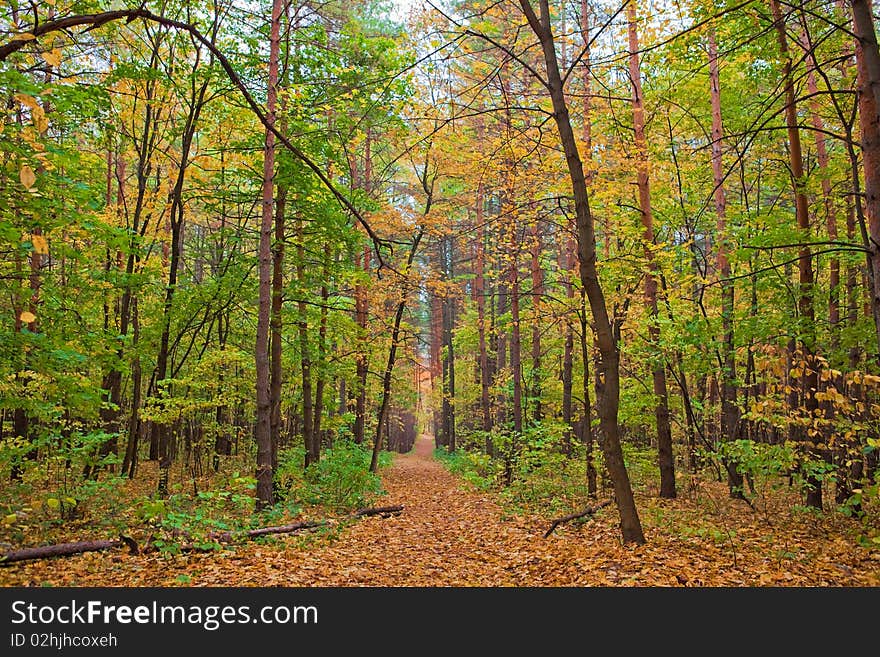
[270,184,286,469]
[354,132,373,446]
[495,276,508,430]
[354,247,369,445]
[561,235,576,456]
[371,219,426,472]
[628,3,675,498]
[296,211,316,467]
[475,182,494,453]
[254,0,283,509]
[804,39,841,350]
[313,243,331,449]
[530,221,543,422]
[708,27,745,498]
[101,36,162,472]
[579,289,598,496]
[509,224,523,436]
[152,68,210,496]
[851,0,880,360]
[441,234,457,452]
[122,298,141,478]
[771,0,821,509]
[97,143,120,475]
[519,0,644,543]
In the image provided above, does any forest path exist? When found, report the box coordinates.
[220,433,568,585]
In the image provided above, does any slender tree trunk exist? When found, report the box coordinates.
[561,236,575,456]
[579,289,598,496]
[313,243,331,448]
[804,41,841,348]
[519,0,644,543]
[475,182,494,453]
[296,211,316,467]
[509,225,523,436]
[851,0,880,360]
[628,3,675,498]
[97,143,120,475]
[354,247,369,445]
[708,27,745,498]
[495,277,508,429]
[441,234,457,452]
[371,221,426,472]
[530,221,543,422]
[270,185,286,469]
[152,71,210,496]
[354,132,373,446]
[772,0,821,508]
[254,0,283,509]
[122,298,141,478]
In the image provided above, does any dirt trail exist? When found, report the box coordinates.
[222,434,548,585]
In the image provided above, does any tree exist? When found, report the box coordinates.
[515,0,645,544]
[254,0,283,509]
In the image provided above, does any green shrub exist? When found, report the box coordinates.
[276,441,386,513]
[434,448,494,490]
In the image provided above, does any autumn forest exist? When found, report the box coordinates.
[1,0,879,586]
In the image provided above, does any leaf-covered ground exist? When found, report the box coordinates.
[2,435,878,586]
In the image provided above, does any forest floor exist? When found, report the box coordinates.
[2,434,879,586]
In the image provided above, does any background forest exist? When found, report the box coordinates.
[1,0,879,583]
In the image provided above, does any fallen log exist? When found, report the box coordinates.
[353,505,404,517]
[543,500,612,538]
[211,505,403,542]
[1,535,138,564]
[211,520,328,543]
[1,506,404,565]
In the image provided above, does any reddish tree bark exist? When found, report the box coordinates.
[708,27,745,499]
[254,0,283,509]
[851,0,880,360]
[475,181,494,452]
[628,3,675,498]
[771,0,821,509]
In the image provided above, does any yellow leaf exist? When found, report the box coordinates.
[46,498,60,510]
[10,33,36,42]
[13,93,39,110]
[31,234,48,254]
[19,164,36,188]
[19,311,36,324]
[41,48,61,67]
[3,514,16,524]
[33,112,48,134]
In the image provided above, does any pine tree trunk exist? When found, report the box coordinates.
[254,0,283,509]
[628,3,675,498]
[475,182,494,453]
[530,221,543,422]
[772,0,821,509]
[851,0,880,360]
[708,27,745,498]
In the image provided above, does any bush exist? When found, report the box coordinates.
[276,441,386,513]
[434,448,494,491]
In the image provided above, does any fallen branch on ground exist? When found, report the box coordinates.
[0,536,139,564]
[1,505,404,565]
[543,500,612,538]
[211,505,404,542]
